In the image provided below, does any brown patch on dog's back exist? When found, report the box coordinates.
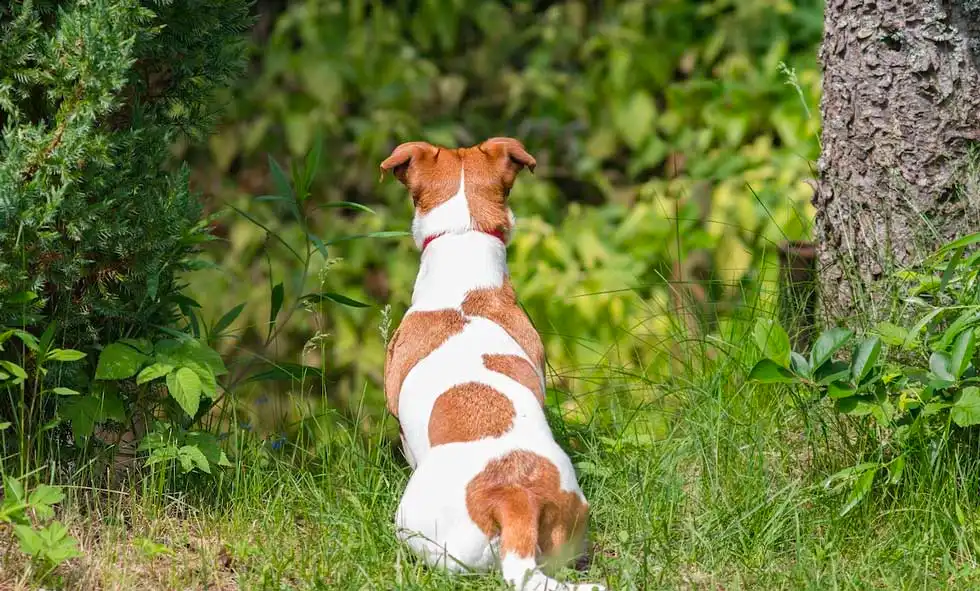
[462,281,545,373]
[466,451,589,561]
[384,309,468,416]
[428,383,516,446]
[483,353,544,405]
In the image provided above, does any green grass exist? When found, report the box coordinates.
[8,318,980,591]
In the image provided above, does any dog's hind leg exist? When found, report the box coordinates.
[494,489,605,591]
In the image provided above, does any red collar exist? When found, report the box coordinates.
[421,229,507,252]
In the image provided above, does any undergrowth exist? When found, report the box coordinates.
[5,231,980,589]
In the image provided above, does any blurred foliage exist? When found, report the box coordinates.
[178,0,823,440]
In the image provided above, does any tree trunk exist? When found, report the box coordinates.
[815,0,980,322]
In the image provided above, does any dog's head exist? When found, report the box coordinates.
[379,137,536,249]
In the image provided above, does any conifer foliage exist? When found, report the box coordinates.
[0,0,251,346]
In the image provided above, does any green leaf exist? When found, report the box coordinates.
[747,359,798,384]
[38,322,56,356]
[245,362,323,383]
[0,360,28,382]
[171,294,202,309]
[255,194,291,204]
[3,329,39,351]
[937,310,980,350]
[614,91,657,149]
[154,339,226,377]
[815,360,850,386]
[923,401,954,416]
[313,201,376,215]
[268,154,295,201]
[790,351,811,377]
[134,537,174,558]
[58,392,126,439]
[952,387,980,427]
[850,337,881,384]
[136,362,175,385]
[835,396,876,416]
[118,338,153,355]
[302,129,324,194]
[930,352,956,383]
[28,484,64,521]
[308,233,329,259]
[40,417,62,432]
[840,467,875,516]
[828,380,856,399]
[145,445,179,468]
[939,246,966,293]
[178,445,210,474]
[751,318,791,368]
[909,308,944,343]
[823,462,879,489]
[809,327,854,371]
[34,521,82,564]
[211,302,246,337]
[299,292,371,309]
[0,422,10,431]
[50,387,80,396]
[269,282,284,335]
[938,232,980,253]
[4,476,25,502]
[227,203,304,263]
[950,329,976,379]
[6,291,38,304]
[322,231,411,246]
[45,348,87,362]
[184,432,230,469]
[167,368,202,417]
[888,456,906,485]
[95,343,148,380]
[182,360,218,399]
[14,524,44,557]
[874,322,914,348]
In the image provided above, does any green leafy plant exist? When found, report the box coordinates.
[0,319,88,470]
[749,233,980,515]
[0,469,81,579]
[69,335,231,476]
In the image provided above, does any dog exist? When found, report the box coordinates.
[381,137,604,591]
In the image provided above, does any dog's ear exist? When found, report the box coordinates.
[380,141,437,186]
[482,137,536,175]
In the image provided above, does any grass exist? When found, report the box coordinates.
[7,309,980,591]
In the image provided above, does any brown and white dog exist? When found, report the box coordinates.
[381,137,604,590]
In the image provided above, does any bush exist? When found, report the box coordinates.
[0,0,251,477]
[749,233,980,514]
[0,0,251,347]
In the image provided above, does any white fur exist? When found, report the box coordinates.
[410,233,507,311]
[394,164,604,591]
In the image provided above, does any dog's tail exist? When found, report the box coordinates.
[494,489,605,591]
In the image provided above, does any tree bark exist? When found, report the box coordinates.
[815,0,980,322]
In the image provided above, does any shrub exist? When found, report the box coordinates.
[0,0,251,347]
[749,233,980,514]
[0,0,251,481]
